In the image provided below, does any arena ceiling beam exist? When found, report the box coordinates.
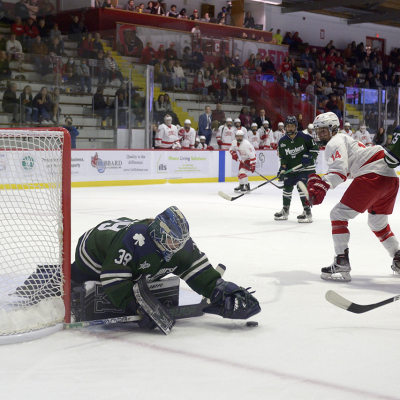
[347,7,400,24]
[281,0,378,14]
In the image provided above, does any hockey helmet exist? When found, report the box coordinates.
[313,111,339,146]
[184,119,191,130]
[148,206,190,262]
[251,122,258,132]
[164,114,172,125]
[360,124,366,132]
[234,118,241,128]
[226,117,233,127]
[344,122,351,127]
[284,115,298,134]
[235,129,244,144]
[195,137,200,142]
[199,135,206,142]
[278,122,284,129]
[307,123,314,130]
[262,120,269,126]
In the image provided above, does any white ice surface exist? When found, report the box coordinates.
[2,181,400,400]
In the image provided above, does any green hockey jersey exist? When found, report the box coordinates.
[74,218,221,310]
[385,124,400,168]
[278,131,319,175]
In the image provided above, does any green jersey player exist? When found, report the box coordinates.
[274,116,319,223]
[70,206,260,332]
[384,124,400,168]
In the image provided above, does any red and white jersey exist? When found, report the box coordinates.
[216,124,236,150]
[355,129,372,146]
[272,129,285,145]
[233,126,248,140]
[347,130,361,141]
[197,142,208,150]
[339,128,353,137]
[178,127,196,149]
[248,130,263,149]
[259,127,273,148]
[155,123,180,148]
[322,134,396,189]
[229,139,256,165]
[303,128,317,141]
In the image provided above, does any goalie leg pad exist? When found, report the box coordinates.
[203,279,261,320]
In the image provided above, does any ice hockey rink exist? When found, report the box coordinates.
[2,180,400,400]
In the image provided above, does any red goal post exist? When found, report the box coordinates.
[0,128,71,344]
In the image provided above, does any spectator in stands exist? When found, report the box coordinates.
[104,50,124,85]
[77,59,92,93]
[290,58,300,82]
[20,85,38,124]
[123,0,135,11]
[164,43,177,61]
[204,70,212,97]
[300,48,315,70]
[0,34,6,52]
[254,53,262,70]
[178,8,188,19]
[156,44,165,59]
[12,17,27,50]
[78,33,94,58]
[111,92,128,127]
[166,5,179,17]
[140,41,157,65]
[211,102,225,131]
[326,94,342,119]
[261,55,274,72]
[3,82,20,123]
[48,37,62,56]
[191,46,205,72]
[163,94,180,126]
[191,24,201,46]
[193,70,208,101]
[284,70,295,93]
[90,33,103,57]
[25,17,39,51]
[244,54,255,70]
[173,60,187,91]
[198,105,212,144]
[93,86,111,129]
[51,87,61,124]
[14,0,30,21]
[37,0,56,29]
[102,0,114,8]
[373,127,385,146]
[33,86,53,125]
[31,36,48,73]
[154,94,167,123]
[200,13,210,23]
[151,1,165,15]
[252,65,263,81]
[305,80,316,98]
[68,15,86,45]
[382,73,390,87]
[324,40,335,54]
[190,9,199,20]
[273,29,283,45]
[42,53,62,85]
[236,73,248,104]
[62,116,79,148]
[239,107,252,130]
[249,106,258,123]
[280,55,291,74]
[299,71,310,93]
[155,58,172,91]
[323,81,332,97]
[297,113,304,131]
[209,69,223,101]
[217,6,228,23]
[255,108,271,128]
[37,18,50,45]
[62,57,80,88]
[131,93,144,127]
[146,1,153,11]
[94,50,107,84]
[219,66,229,95]
[0,51,10,81]
[244,12,255,29]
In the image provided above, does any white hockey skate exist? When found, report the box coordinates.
[321,249,351,282]
[274,207,289,220]
[391,250,400,274]
[297,208,312,223]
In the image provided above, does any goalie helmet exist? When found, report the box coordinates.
[148,206,190,262]
[164,114,172,125]
[284,115,298,134]
[313,111,339,146]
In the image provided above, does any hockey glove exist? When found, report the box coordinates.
[307,173,330,205]
[301,153,313,165]
[207,145,214,150]
[271,143,278,150]
[277,166,287,181]
[230,151,238,161]
[217,139,223,147]
[250,163,256,173]
[128,299,157,330]
[203,279,261,320]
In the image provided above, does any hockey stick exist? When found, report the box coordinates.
[325,290,400,314]
[65,264,227,330]
[218,164,303,202]
[297,181,313,207]
[240,164,283,189]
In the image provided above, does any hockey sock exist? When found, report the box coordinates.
[372,225,400,257]
[283,185,293,207]
[238,171,248,185]
[332,220,350,255]
[297,184,308,207]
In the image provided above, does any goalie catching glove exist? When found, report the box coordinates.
[307,173,330,205]
[203,279,261,319]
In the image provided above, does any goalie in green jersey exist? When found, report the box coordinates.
[69,206,260,332]
[274,116,319,223]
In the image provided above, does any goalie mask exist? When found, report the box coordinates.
[234,118,241,129]
[148,206,190,262]
[313,111,339,146]
[184,119,191,131]
[284,116,298,135]
[164,114,172,126]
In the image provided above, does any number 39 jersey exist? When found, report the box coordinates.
[323,134,397,189]
[74,218,220,310]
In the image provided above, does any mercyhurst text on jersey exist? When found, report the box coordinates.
[74,218,222,310]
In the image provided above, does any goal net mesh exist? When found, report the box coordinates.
[0,130,67,337]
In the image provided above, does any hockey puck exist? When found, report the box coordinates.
[246,321,258,327]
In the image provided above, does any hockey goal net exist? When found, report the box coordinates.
[0,128,71,344]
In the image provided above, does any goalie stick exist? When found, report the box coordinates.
[65,264,227,330]
[325,290,400,314]
[218,164,303,202]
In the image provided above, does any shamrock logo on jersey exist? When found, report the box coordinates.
[139,261,151,270]
[133,233,145,246]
